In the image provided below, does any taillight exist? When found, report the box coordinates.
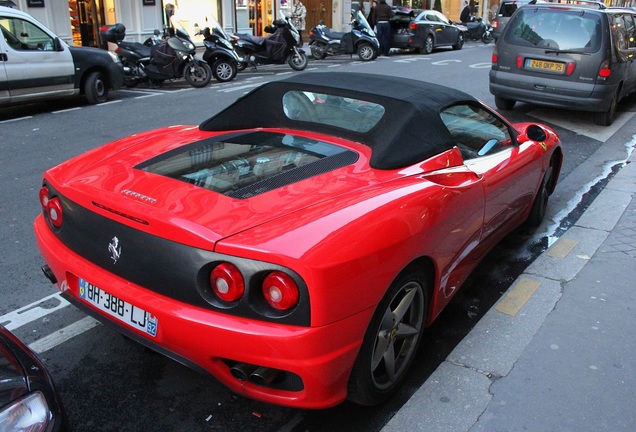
[39,186,50,208]
[211,263,245,302]
[409,22,417,31]
[262,272,299,311]
[39,186,63,228]
[492,53,498,64]
[493,19,498,29]
[516,55,523,69]
[565,61,576,76]
[598,60,611,78]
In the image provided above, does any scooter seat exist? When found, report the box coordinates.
[324,29,346,40]
[237,33,266,46]
[118,40,152,57]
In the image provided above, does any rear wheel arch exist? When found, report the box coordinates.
[347,258,435,405]
[401,258,436,313]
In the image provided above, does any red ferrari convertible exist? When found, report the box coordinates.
[34,72,562,409]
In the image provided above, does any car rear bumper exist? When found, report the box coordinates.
[34,214,370,409]
[489,69,616,112]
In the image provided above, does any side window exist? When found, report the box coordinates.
[0,17,55,51]
[624,14,636,49]
[440,104,513,160]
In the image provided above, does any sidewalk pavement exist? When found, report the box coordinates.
[383,136,636,431]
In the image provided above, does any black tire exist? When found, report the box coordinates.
[310,42,328,59]
[453,32,465,50]
[287,51,308,71]
[594,92,617,126]
[84,71,108,104]
[527,155,556,226]
[421,35,434,54]
[212,58,237,82]
[184,61,212,88]
[357,43,377,61]
[494,96,516,110]
[237,62,247,71]
[348,269,428,406]
[481,32,493,44]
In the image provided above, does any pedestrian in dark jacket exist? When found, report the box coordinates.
[373,0,394,56]
[367,0,378,29]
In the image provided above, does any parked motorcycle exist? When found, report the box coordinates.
[101,23,212,88]
[309,9,379,61]
[100,23,151,87]
[195,18,239,83]
[458,17,493,44]
[231,11,308,71]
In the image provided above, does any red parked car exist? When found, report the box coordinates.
[34,72,562,409]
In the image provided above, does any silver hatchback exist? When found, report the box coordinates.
[489,3,636,126]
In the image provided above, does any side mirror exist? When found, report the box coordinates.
[54,37,64,51]
[517,124,548,144]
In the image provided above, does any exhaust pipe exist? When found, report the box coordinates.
[230,362,258,381]
[41,265,57,284]
[250,366,280,387]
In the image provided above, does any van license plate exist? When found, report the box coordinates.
[525,59,565,74]
[79,279,158,337]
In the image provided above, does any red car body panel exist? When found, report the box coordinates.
[34,74,562,408]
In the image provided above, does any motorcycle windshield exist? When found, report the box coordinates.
[278,10,297,30]
[208,17,230,40]
[353,10,374,35]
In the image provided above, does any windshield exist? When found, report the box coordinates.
[505,8,602,52]
[205,16,229,40]
[353,9,373,32]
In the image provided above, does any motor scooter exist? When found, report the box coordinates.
[309,10,379,61]
[458,17,493,44]
[101,23,154,87]
[101,23,212,88]
[231,11,308,71]
[195,18,239,83]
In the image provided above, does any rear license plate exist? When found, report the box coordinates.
[525,59,565,74]
[79,279,158,337]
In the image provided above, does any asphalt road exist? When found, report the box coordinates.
[1,42,634,431]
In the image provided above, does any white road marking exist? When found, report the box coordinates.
[1,292,70,331]
[52,107,81,114]
[0,116,33,123]
[217,83,263,93]
[28,316,100,354]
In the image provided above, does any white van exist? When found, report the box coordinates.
[0,6,123,106]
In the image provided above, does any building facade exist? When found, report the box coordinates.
[7,0,636,47]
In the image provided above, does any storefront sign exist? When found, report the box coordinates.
[27,0,45,6]
[143,0,156,5]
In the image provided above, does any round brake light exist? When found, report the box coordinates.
[47,197,63,228]
[39,186,50,209]
[262,272,299,311]
[211,263,244,302]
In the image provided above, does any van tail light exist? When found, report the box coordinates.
[493,19,498,29]
[409,22,417,31]
[262,272,299,311]
[39,186,63,228]
[598,60,611,78]
[516,55,523,69]
[492,46,498,64]
[211,263,245,302]
[565,61,576,76]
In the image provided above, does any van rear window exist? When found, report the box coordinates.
[505,9,602,52]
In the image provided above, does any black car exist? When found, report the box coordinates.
[390,7,464,54]
[0,325,69,431]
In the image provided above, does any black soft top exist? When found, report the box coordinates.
[199,72,478,170]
